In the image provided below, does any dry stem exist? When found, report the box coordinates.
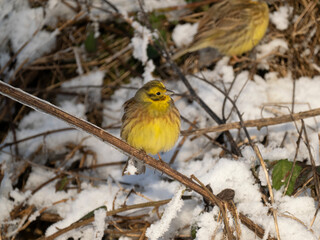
[182,107,320,136]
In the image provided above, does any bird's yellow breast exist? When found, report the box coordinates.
[124,113,180,155]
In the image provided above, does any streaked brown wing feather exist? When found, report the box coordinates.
[194,1,254,45]
[121,98,139,140]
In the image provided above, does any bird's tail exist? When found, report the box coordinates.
[172,48,191,60]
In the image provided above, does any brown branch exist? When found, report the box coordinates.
[0,81,272,239]
[239,213,276,240]
[302,120,320,201]
[0,128,75,151]
[182,107,320,136]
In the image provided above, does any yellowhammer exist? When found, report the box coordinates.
[121,80,181,163]
[173,0,269,59]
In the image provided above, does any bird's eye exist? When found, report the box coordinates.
[156,92,161,96]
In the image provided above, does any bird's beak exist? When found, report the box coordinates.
[166,89,175,95]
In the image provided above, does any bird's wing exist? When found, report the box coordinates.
[195,1,252,43]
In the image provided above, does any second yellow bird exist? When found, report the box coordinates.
[173,0,269,59]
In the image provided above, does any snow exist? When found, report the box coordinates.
[0,4,57,70]
[196,210,221,240]
[93,208,107,240]
[131,21,154,64]
[146,186,184,239]
[45,183,116,237]
[275,191,316,224]
[270,5,293,31]
[24,167,56,190]
[0,0,184,75]
[256,39,288,69]
[0,196,14,222]
[0,172,13,198]
[143,60,156,83]
[130,21,157,83]
[142,0,186,12]
[10,189,32,204]
[172,23,199,48]
[45,0,78,26]
[193,158,267,218]
[61,70,105,103]
[1,0,320,239]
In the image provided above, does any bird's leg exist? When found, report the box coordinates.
[232,55,240,62]
[230,55,251,65]
[229,55,241,65]
[157,153,164,162]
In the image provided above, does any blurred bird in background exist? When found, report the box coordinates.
[172,0,269,60]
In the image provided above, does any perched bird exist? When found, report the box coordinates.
[172,0,269,59]
[121,80,181,172]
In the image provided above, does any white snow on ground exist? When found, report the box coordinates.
[270,5,293,31]
[93,208,107,240]
[130,21,157,82]
[131,21,154,64]
[0,3,57,72]
[256,39,288,69]
[1,0,320,239]
[146,186,184,239]
[172,23,199,48]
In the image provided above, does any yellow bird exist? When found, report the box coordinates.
[121,80,181,160]
[173,0,269,59]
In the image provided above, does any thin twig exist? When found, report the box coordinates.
[181,115,235,156]
[292,78,296,113]
[301,120,320,202]
[283,124,303,196]
[182,107,320,136]
[169,119,197,165]
[294,176,313,197]
[25,160,108,182]
[102,0,119,13]
[0,128,75,151]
